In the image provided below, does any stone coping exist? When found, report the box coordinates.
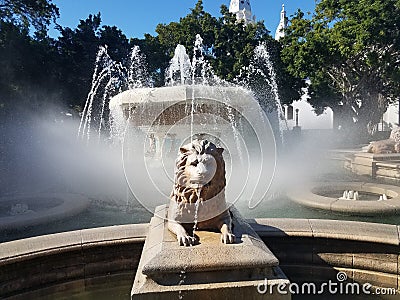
[377,161,400,168]
[0,193,91,230]
[287,182,400,216]
[352,152,400,161]
[1,219,399,265]
[0,224,149,265]
[250,218,400,245]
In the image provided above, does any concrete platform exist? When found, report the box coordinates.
[131,205,290,299]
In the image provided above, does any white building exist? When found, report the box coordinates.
[275,4,288,40]
[228,1,335,130]
[273,4,334,130]
[381,103,399,130]
[229,0,255,24]
[284,94,334,130]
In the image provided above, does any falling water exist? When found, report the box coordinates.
[78,45,151,142]
[166,45,191,86]
[165,34,247,158]
[192,186,203,236]
[127,45,151,89]
[236,42,288,144]
[190,34,205,142]
[253,42,288,139]
[78,46,114,141]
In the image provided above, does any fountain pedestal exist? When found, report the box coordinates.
[131,205,290,299]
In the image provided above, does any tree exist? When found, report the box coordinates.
[0,0,61,115]
[99,25,129,63]
[155,0,217,58]
[212,5,270,81]
[0,20,62,115]
[0,0,59,34]
[55,14,137,108]
[282,1,400,137]
[150,1,302,105]
[56,14,103,106]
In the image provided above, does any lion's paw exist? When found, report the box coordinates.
[221,232,235,244]
[178,234,196,247]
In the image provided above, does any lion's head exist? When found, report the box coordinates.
[171,139,225,204]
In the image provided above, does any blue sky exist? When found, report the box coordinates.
[49,0,316,39]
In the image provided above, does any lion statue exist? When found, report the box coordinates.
[367,127,400,154]
[168,139,235,246]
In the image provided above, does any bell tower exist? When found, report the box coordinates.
[229,0,255,24]
[275,4,288,40]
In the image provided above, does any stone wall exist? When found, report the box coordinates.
[1,220,399,298]
[0,224,148,298]
[252,218,400,298]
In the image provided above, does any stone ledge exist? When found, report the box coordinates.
[253,218,400,245]
[2,218,399,264]
[352,153,400,161]
[0,224,149,265]
[1,219,400,298]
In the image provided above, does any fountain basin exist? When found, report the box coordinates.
[1,220,399,299]
[287,182,400,216]
[0,193,90,230]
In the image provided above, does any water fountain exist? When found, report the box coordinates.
[106,36,278,216]
[287,182,400,216]
[2,35,400,300]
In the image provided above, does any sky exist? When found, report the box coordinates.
[49,0,316,39]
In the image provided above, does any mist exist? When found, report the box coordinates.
[0,101,349,242]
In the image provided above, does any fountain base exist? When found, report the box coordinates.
[131,205,290,299]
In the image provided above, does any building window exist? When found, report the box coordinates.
[286,105,294,120]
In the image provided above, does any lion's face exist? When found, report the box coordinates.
[172,139,225,204]
[184,152,217,188]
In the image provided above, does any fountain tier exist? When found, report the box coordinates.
[109,84,270,158]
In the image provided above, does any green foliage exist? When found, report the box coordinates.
[282,0,400,136]
[145,0,302,104]
[0,20,61,113]
[155,0,216,56]
[0,0,59,34]
[0,0,303,115]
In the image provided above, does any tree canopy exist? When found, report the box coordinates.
[0,0,59,34]
[281,0,400,136]
[149,1,301,105]
[0,0,314,121]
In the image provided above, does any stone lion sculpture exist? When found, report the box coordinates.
[168,139,235,246]
[367,127,400,154]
